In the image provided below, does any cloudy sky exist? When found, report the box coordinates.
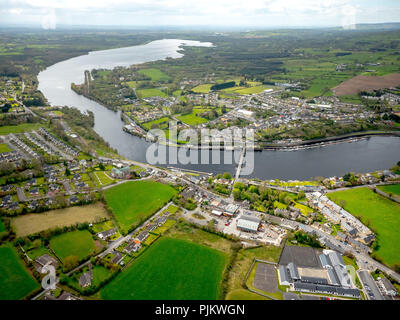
[1,0,400,29]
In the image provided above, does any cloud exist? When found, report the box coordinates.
[0,0,398,27]
[41,8,56,29]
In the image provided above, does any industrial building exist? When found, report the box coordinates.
[236,215,261,233]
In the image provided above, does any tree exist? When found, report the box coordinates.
[65,168,71,176]
[98,163,105,171]
[223,172,232,180]
[63,255,79,271]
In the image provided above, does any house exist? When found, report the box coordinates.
[75,181,87,189]
[125,240,141,253]
[28,200,38,210]
[136,231,149,243]
[30,187,40,196]
[1,184,13,192]
[26,178,37,186]
[1,194,12,206]
[49,184,60,192]
[34,254,58,273]
[8,202,19,211]
[377,277,398,297]
[111,252,123,264]
[146,223,157,232]
[79,264,93,288]
[97,228,117,240]
[69,195,79,204]
[363,234,375,246]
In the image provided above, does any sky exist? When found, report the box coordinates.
[1,0,400,29]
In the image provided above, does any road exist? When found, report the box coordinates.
[358,270,384,300]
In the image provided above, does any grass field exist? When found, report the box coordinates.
[191,83,213,93]
[136,88,167,98]
[377,184,400,197]
[0,245,39,300]
[141,117,170,130]
[0,143,11,153]
[0,219,5,232]
[231,85,272,95]
[104,180,177,233]
[138,68,170,81]
[49,229,96,262]
[177,107,221,126]
[328,188,400,266]
[11,203,109,237]
[0,123,42,135]
[177,110,209,126]
[100,237,228,300]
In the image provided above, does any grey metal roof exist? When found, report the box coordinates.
[319,254,332,269]
[294,282,360,298]
[328,251,345,267]
[327,268,340,286]
[301,276,329,285]
[279,265,291,284]
[333,265,351,288]
[287,262,300,280]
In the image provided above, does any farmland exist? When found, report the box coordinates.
[49,229,97,262]
[136,88,167,98]
[333,73,400,96]
[0,245,39,300]
[328,187,400,266]
[11,203,109,237]
[191,83,213,93]
[100,237,228,300]
[103,180,177,233]
[138,68,170,81]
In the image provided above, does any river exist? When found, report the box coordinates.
[37,39,400,180]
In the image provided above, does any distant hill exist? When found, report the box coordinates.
[346,23,400,31]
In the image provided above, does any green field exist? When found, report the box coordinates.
[377,184,400,197]
[328,188,400,266]
[104,180,177,233]
[191,83,213,93]
[100,237,227,299]
[49,230,96,262]
[177,107,222,126]
[141,117,170,130]
[0,246,39,300]
[0,123,42,135]
[138,68,170,81]
[0,143,11,153]
[0,219,5,232]
[177,111,208,126]
[136,88,167,98]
